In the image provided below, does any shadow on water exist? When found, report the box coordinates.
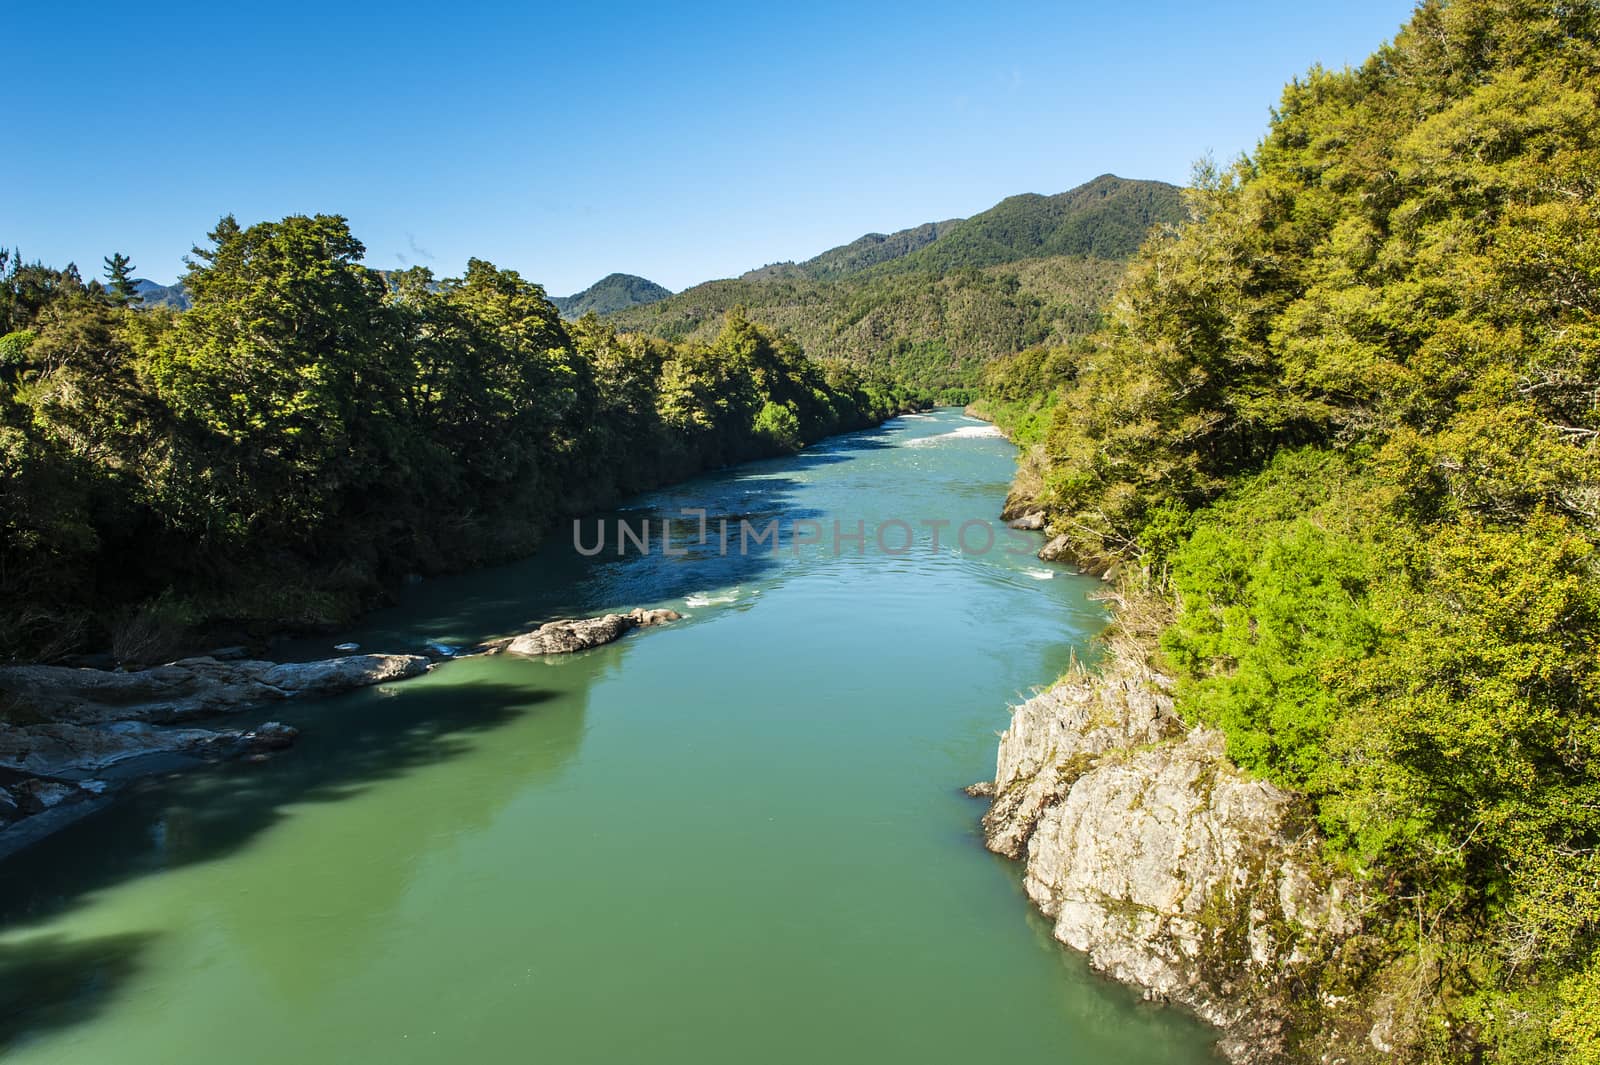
[0,670,596,1044]
[0,415,942,1053]
[0,931,156,1055]
[0,676,577,928]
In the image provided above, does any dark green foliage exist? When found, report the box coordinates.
[989,2,1600,1058]
[551,272,671,318]
[0,222,910,661]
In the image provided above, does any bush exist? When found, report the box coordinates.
[752,400,802,453]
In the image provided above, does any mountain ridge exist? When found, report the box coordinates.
[734,174,1180,286]
[131,277,191,309]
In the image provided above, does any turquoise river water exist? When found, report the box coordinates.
[0,410,1216,1063]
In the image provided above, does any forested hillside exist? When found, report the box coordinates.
[867,173,1183,275]
[977,1,1600,1060]
[552,272,670,318]
[610,176,1181,400]
[611,256,1122,400]
[0,222,910,662]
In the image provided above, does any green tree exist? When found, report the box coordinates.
[102,252,140,306]
[141,214,399,542]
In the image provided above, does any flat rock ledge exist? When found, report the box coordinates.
[974,655,1381,1063]
[0,653,432,727]
[0,652,429,856]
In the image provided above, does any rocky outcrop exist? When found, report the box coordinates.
[0,605,684,858]
[0,653,430,726]
[0,652,425,854]
[0,720,299,780]
[0,719,299,857]
[976,656,1375,1062]
[485,607,681,657]
[983,661,1181,858]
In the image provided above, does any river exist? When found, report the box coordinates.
[0,410,1215,1063]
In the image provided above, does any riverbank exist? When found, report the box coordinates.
[960,398,1349,1057]
[77,404,922,672]
[965,437,1393,1060]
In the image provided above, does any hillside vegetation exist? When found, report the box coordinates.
[979,2,1600,1060]
[611,256,1122,400]
[611,176,1181,401]
[0,224,910,662]
[867,173,1183,276]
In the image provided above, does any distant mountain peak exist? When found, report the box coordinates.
[130,277,191,309]
[552,273,671,318]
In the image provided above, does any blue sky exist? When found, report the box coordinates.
[7,1,1417,294]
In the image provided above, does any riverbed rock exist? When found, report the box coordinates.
[0,719,303,780]
[493,608,682,656]
[0,649,419,861]
[255,655,430,696]
[1008,511,1046,531]
[977,655,1371,1062]
[9,777,89,814]
[0,653,431,726]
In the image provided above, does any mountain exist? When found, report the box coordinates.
[737,175,1180,286]
[552,273,671,318]
[131,278,191,310]
[608,175,1184,399]
[871,174,1183,275]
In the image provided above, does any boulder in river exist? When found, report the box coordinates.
[0,650,421,859]
[1037,534,1073,563]
[490,607,682,657]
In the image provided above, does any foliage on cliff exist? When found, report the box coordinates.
[988,1,1600,1059]
[0,223,910,661]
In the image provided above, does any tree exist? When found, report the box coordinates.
[141,214,398,541]
[103,252,140,306]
